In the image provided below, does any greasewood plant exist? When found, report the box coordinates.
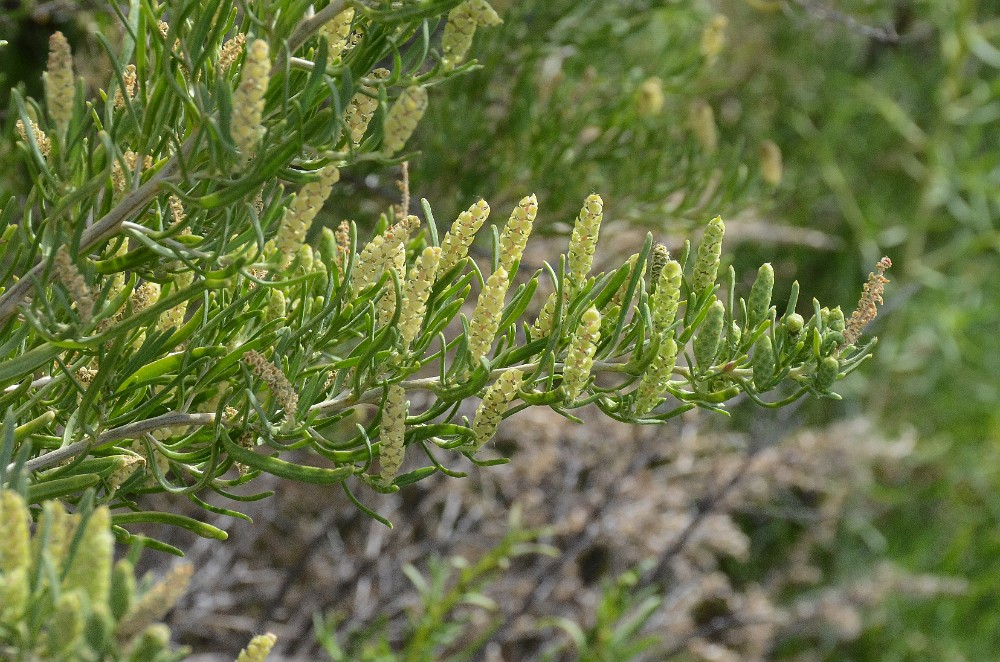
[0,0,887,618]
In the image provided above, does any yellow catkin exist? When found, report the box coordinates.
[383,85,428,156]
[441,0,503,70]
[352,215,420,294]
[218,33,246,71]
[438,199,490,275]
[45,31,74,136]
[562,306,601,401]
[651,259,682,334]
[116,563,194,640]
[232,38,271,160]
[244,350,299,425]
[636,77,664,118]
[61,506,113,606]
[377,243,406,327]
[114,63,137,109]
[700,14,728,64]
[268,165,340,268]
[691,216,725,294]
[497,194,538,273]
[634,336,678,416]
[759,139,783,186]
[567,194,604,290]
[16,119,51,157]
[532,290,559,338]
[53,247,94,323]
[689,100,718,154]
[467,266,510,367]
[344,68,389,146]
[319,8,355,61]
[399,246,442,345]
[471,368,522,450]
[379,384,407,484]
[236,633,278,662]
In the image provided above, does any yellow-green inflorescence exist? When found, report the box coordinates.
[693,298,726,369]
[45,31,74,137]
[383,85,428,156]
[345,68,389,146]
[352,214,420,295]
[441,0,503,70]
[497,194,538,273]
[377,243,407,327]
[471,368,523,450]
[651,259,682,335]
[568,193,604,290]
[634,336,678,416]
[747,262,774,329]
[267,165,340,268]
[439,199,491,275]
[399,246,442,346]
[232,38,271,160]
[236,633,278,662]
[319,8,355,61]
[468,266,510,367]
[379,384,407,484]
[691,215,725,294]
[562,306,601,401]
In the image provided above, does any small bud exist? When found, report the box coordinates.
[378,385,407,484]
[636,77,664,118]
[441,0,503,70]
[567,194,604,290]
[562,306,601,401]
[747,263,774,328]
[237,633,278,662]
[689,100,718,154]
[634,336,678,416]
[344,68,389,146]
[319,8,355,61]
[468,266,510,366]
[828,306,846,333]
[399,246,442,345]
[700,14,728,64]
[471,368,523,450]
[693,299,725,369]
[497,194,538,273]
[691,216,725,294]
[751,335,775,389]
[383,85,428,156]
[651,259,682,335]
[439,199,490,275]
[45,32,74,136]
[814,356,840,391]
[232,38,271,160]
[785,313,805,334]
[268,165,340,268]
[759,139,783,186]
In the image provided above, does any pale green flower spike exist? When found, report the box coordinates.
[533,290,559,338]
[159,269,192,332]
[353,214,420,295]
[232,38,271,160]
[651,259,682,335]
[0,490,30,625]
[383,85,428,156]
[689,100,718,154]
[468,266,510,367]
[53,247,93,323]
[268,165,340,268]
[752,335,775,389]
[344,68,389,146]
[648,242,670,292]
[62,506,113,605]
[236,632,278,662]
[377,243,406,327]
[747,262,774,329]
[379,384,407,484]
[568,193,604,291]
[319,8,355,61]
[126,624,172,661]
[439,199,491,275]
[45,32,74,137]
[562,306,601,401]
[693,298,725,369]
[471,368,523,450]
[692,215,725,294]
[441,0,503,70]
[634,336,678,416]
[267,288,286,321]
[497,194,538,273]
[400,246,442,345]
[116,563,194,640]
[44,590,85,656]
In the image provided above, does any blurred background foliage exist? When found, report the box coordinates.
[3,0,1000,658]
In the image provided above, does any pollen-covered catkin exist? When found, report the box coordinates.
[568,194,604,289]
[16,119,51,157]
[53,247,94,323]
[377,243,406,326]
[45,32,74,136]
[468,266,510,367]
[379,385,406,484]
[747,262,774,329]
[651,259,682,335]
[218,33,246,71]
[692,215,725,294]
[244,350,299,425]
[562,306,601,401]
[471,368,523,450]
[319,8,354,61]
[399,246,442,345]
[441,0,503,70]
[232,38,271,160]
[268,165,340,268]
[113,63,137,109]
[383,86,428,156]
[843,257,891,347]
[693,298,725,369]
[344,68,389,146]
[439,199,490,274]
[237,633,278,662]
[634,336,678,416]
[497,194,538,273]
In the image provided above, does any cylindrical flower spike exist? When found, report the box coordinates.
[383,85,428,156]
[689,100,718,154]
[44,590,84,656]
[648,242,670,292]
[533,290,559,338]
[237,633,279,662]
[468,266,510,366]
[439,199,490,275]
[319,8,355,61]
[471,368,523,450]
[232,38,271,160]
[636,77,664,118]
[45,32,74,137]
[399,246,442,345]
[497,194,538,273]
[691,215,725,294]
[700,14,728,64]
[114,63,137,109]
[267,288,286,322]
[562,306,601,401]
[693,298,725,369]
[268,165,340,268]
[747,263,774,329]
[377,243,406,327]
[344,68,389,146]
[61,506,113,605]
[218,33,246,71]
[441,0,503,70]
[567,194,604,290]
[352,215,419,294]
[842,257,891,347]
[751,335,775,389]
[378,384,406,484]
[634,336,678,416]
[16,119,51,157]
[244,350,299,426]
[759,139,783,186]
[115,563,194,640]
[0,490,30,575]
[651,259,682,335]
[53,247,94,324]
